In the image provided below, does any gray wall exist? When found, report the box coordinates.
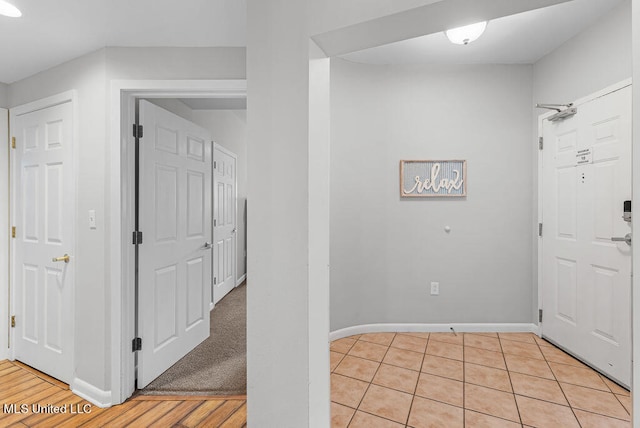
[531,0,632,321]
[0,83,7,107]
[330,59,534,330]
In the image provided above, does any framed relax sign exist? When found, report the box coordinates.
[400,160,467,198]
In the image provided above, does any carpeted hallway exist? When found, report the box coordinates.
[141,282,247,396]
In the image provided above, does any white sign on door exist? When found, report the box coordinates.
[576,148,592,165]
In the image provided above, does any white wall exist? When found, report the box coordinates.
[192,109,248,279]
[330,59,534,330]
[631,0,639,422]
[532,0,632,321]
[0,83,7,107]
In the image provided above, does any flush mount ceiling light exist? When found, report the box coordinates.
[0,0,21,17]
[445,21,487,45]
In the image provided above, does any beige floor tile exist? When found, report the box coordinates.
[574,409,632,428]
[429,332,464,345]
[539,345,588,368]
[464,363,512,393]
[503,354,554,379]
[359,384,413,424]
[331,338,357,354]
[330,373,369,408]
[464,410,521,428]
[391,334,428,353]
[348,340,389,362]
[345,334,362,340]
[422,354,464,381]
[534,335,553,347]
[383,347,424,371]
[330,402,355,428]
[616,394,631,415]
[359,333,396,346]
[464,383,520,423]
[330,351,345,371]
[510,372,567,405]
[408,396,463,428]
[415,373,463,407]
[515,395,579,428]
[464,334,501,352]
[399,332,430,339]
[373,364,419,394]
[498,333,538,344]
[426,340,463,361]
[464,347,506,370]
[334,355,380,382]
[561,383,630,421]
[602,376,630,396]
[349,411,404,428]
[500,339,544,360]
[549,362,608,391]
[472,332,499,338]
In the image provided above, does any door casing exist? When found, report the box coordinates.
[8,90,78,382]
[110,80,246,405]
[536,78,632,379]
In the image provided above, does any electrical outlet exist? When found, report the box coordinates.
[430,282,439,296]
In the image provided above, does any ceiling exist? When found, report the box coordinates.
[0,0,625,84]
[341,0,624,65]
[0,0,246,84]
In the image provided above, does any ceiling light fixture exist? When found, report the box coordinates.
[0,0,21,17]
[445,21,487,45]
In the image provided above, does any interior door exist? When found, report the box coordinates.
[541,85,632,386]
[213,144,237,305]
[137,100,212,388]
[12,101,75,383]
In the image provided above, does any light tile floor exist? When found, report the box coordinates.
[330,332,631,427]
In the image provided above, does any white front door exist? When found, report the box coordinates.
[213,144,237,305]
[137,100,212,388]
[541,84,632,386]
[11,100,75,383]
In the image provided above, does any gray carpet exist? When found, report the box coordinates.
[140,283,247,396]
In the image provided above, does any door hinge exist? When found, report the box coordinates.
[539,309,543,323]
[132,231,143,245]
[214,277,217,285]
[214,161,217,169]
[11,226,16,238]
[538,137,543,150]
[214,219,217,227]
[11,137,16,149]
[132,337,142,352]
[10,316,15,328]
[133,124,144,139]
[538,223,543,237]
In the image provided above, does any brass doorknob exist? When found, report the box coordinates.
[52,254,70,263]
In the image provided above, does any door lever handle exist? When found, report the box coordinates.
[203,242,213,250]
[611,233,632,246]
[52,254,70,263]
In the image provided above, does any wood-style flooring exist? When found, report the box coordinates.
[0,360,246,427]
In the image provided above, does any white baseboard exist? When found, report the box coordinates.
[330,323,540,341]
[236,274,247,287]
[71,377,112,408]
[210,302,215,311]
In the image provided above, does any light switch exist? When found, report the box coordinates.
[89,210,97,229]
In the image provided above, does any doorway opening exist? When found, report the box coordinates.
[110,80,247,405]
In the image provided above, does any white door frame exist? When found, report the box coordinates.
[0,108,9,360]
[109,79,246,405]
[212,142,238,307]
[537,78,632,360]
[8,90,78,373]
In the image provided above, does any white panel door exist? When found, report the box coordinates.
[12,101,74,383]
[541,85,632,386]
[138,100,212,388]
[213,144,237,305]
